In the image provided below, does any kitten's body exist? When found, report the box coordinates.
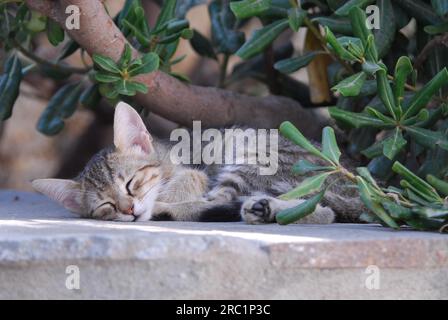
[33,102,364,224]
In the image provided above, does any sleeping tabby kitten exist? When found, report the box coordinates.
[32,102,363,224]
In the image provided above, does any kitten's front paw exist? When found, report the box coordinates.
[241,197,276,224]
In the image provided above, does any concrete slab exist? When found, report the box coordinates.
[0,190,447,299]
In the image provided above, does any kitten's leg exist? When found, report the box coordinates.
[241,195,335,225]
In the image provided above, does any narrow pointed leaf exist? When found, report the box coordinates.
[276,190,326,225]
[322,126,341,164]
[274,52,317,74]
[236,19,289,60]
[230,0,271,19]
[279,172,332,200]
[382,128,407,160]
[332,72,367,97]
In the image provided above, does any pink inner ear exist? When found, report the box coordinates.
[132,131,153,154]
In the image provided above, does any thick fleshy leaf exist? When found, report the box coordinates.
[393,56,413,108]
[279,121,329,161]
[0,55,22,120]
[312,16,352,35]
[382,128,407,160]
[426,174,448,197]
[118,44,133,69]
[392,161,441,200]
[230,0,271,19]
[329,107,394,129]
[37,83,82,135]
[374,0,396,58]
[362,61,385,75]
[335,0,375,15]
[395,0,443,25]
[431,0,448,17]
[325,27,357,61]
[332,72,367,97]
[276,190,326,225]
[46,18,64,46]
[236,19,289,60]
[356,177,399,228]
[129,52,160,76]
[93,55,121,74]
[287,8,306,32]
[127,81,148,94]
[405,126,448,151]
[273,52,317,74]
[190,29,217,60]
[402,68,448,119]
[95,73,122,83]
[292,160,334,175]
[349,6,378,61]
[154,0,177,30]
[322,126,341,164]
[209,1,245,54]
[377,69,398,119]
[279,172,332,200]
[424,22,448,35]
[79,84,101,108]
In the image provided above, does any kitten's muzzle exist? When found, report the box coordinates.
[120,204,134,215]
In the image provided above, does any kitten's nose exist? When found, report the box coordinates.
[122,204,134,215]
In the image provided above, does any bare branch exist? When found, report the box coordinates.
[25,0,325,138]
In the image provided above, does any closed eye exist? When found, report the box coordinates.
[126,178,134,196]
[96,202,116,211]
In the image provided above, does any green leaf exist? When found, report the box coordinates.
[279,121,330,162]
[126,81,148,94]
[287,8,306,32]
[393,56,413,108]
[357,177,399,228]
[273,52,317,74]
[276,190,326,225]
[365,106,396,124]
[129,52,160,76]
[405,126,448,151]
[0,55,22,120]
[325,27,358,61]
[431,0,448,16]
[382,128,407,160]
[377,69,398,119]
[414,206,448,220]
[335,0,375,15]
[374,0,396,58]
[402,68,448,119]
[424,22,448,35]
[392,161,441,200]
[395,0,443,26]
[118,44,133,69]
[46,18,64,46]
[426,174,448,197]
[93,55,121,74]
[356,167,380,187]
[95,73,122,83]
[332,72,367,97]
[166,19,190,35]
[382,200,413,220]
[312,16,352,35]
[209,1,245,54]
[349,6,378,61]
[230,0,271,19]
[236,19,289,60]
[154,0,177,30]
[322,127,341,165]
[292,160,334,175]
[79,84,101,108]
[190,29,217,60]
[279,172,332,201]
[362,61,385,75]
[329,107,394,129]
[37,83,82,135]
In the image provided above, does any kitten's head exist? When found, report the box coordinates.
[32,102,162,222]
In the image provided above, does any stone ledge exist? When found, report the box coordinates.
[0,190,447,299]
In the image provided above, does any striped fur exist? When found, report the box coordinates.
[32,102,364,224]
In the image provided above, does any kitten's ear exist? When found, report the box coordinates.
[32,179,83,214]
[113,101,153,154]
